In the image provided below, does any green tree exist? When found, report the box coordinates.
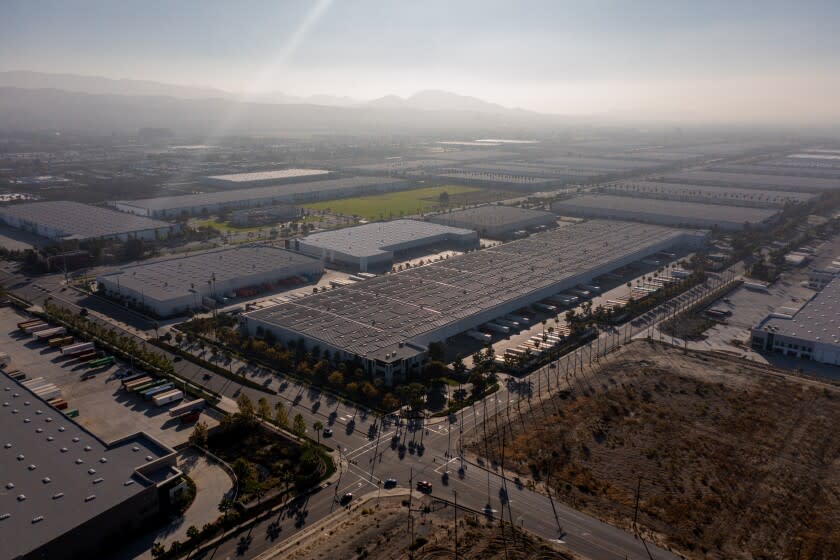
[292,413,306,437]
[186,525,199,540]
[150,542,165,558]
[236,394,257,426]
[257,397,271,420]
[188,420,208,447]
[274,401,289,428]
[438,191,450,206]
[313,421,324,444]
[218,497,234,521]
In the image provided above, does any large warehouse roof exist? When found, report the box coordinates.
[114,177,403,213]
[552,195,778,227]
[205,168,330,183]
[0,374,177,559]
[756,278,840,346]
[429,205,557,230]
[98,245,319,302]
[657,170,840,192]
[0,201,173,241]
[603,181,816,206]
[298,220,475,258]
[248,220,699,360]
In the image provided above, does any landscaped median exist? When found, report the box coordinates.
[150,338,278,395]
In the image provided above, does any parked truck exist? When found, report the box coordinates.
[169,399,205,418]
[87,355,115,368]
[17,319,42,331]
[153,389,184,407]
[466,330,492,343]
[483,322,510,334]
[142,383,175,400]
[35,327,66,341]
[61,342,95,356]
[0,352,10,369]
[49,336,74,348]
[23,322,50,334]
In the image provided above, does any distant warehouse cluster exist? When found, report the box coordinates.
[97,245,323,317]
[203,168,331,188]
[291,219,478,273]
[111,176,408,218]
[427,205,557,239]
[0,201,178,243]
[551,195,779,231]
[601,181,816,208]
[246,220,705,384]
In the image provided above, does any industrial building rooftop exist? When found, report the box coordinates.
[552,194,778,230]
[297,220,476,258]
[0,374,178,559]
[657,170,840,192]
[247,220,701,364]
[427,205,557,238]
[0,201,176,242]
[205,168,330,184]
[602,181,816,207]
[112,176,405,216]
[755,277,840,346]
[98,245,320,303]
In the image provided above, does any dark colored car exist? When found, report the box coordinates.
[417,480,432,493]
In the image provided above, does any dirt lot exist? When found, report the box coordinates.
[468,341,840,560]
[279,494,574,560]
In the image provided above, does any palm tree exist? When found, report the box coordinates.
[313,421,324,444]
[218,497,234,521]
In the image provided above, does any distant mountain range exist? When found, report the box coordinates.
[0,71,525,114]
[0,71,550,134]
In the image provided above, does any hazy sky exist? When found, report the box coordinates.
[2,0,839,122]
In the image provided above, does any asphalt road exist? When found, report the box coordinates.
[1,265,737,560]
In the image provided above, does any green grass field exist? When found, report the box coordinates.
[303,185,481,220]
[192,218,275,234]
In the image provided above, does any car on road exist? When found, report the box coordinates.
[340,492,353,505]
[174,356,182,362]
[323,427,333,437]
[416,480,432,493]
[384,478,397,488]
[203,373,212,380]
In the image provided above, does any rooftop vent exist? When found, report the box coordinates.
[17,495,26,502]
[32,516,44,524]
[88,468,96,475]
[27,464,36,471]
[58,427,65,432]
[72,437,79,442]
[4,443,10,449]
[42,477,51,484]
[60,447,68,453]
[0,513,9,520]
[5,483,13,489]
[84,495,96,502]
[75,459,83,464]
[52,493,64,500]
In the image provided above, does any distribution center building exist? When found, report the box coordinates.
[0,201,178,243]
[97,245,323,317]
[750,277,840,365]
[203,168,331,188]
[291,219,478,272]
[551,194,778,231]
[427,205,558,239]
[0,373,182,560]
[111,177,409,218]
[246,220,705,384]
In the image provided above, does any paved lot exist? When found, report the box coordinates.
[0,306,217,448]
[113,448,235,560]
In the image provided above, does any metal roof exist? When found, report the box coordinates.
[297,220,476,258]
[98,245,320,303]
[248,220,698,359]
[658,170,840,192]
[0,373,177,559]
[0,201,173,240]
[114,177,404,212]
[757,278,840,346]
[428,205,557,229]
[552,195,778,226]
[206,168,330,183]
[602,181,815,206]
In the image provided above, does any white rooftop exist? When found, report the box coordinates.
[206,168,330,183]
[758,278,840,345]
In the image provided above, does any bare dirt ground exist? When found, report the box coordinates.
[279,494,575,560]
[468,341,840,560]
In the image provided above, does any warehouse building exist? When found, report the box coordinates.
[551,195,778,231]
[0,372,182,560]
[246,220,705,384]
[602,181,815,208]
[203,168,330,188]
[750,277,840,365]
[656,170,840,192]
[291,219,478,272]
[427,205,557,239]
[0,201,178,243]
[112,177,409,218]
[97,245,323,317]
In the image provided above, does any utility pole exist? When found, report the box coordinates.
[633,476,642,533]
[453,490,458,560]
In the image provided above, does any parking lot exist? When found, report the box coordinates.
[0,306,218,448]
